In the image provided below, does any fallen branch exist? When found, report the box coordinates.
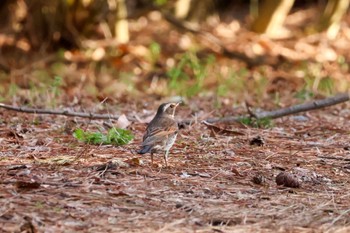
[0,103,124,121]
[1,93,349,125]
[203,92,350,124]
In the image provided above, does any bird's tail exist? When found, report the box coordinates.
[138,145,153,154]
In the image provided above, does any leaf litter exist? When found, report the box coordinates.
[1,101,350,233]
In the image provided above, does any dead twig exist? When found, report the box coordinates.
[256,92,349,119]
[202,92,350,124]
[318,155,350,162]
[331,208,350,225]
[0,103,135,121]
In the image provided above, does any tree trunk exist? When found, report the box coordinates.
[318,0,350,39]
[251,0,294,37]
[115,0,129,43]
[175,0,192,19]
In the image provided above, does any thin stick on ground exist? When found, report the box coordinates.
[0,103,122,120]
[318,155,350,162]
[203,92,350,124]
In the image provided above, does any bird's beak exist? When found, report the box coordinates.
[170,101,181,117]
[174,100,182,107]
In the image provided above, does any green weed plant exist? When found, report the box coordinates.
[73,127,134,146]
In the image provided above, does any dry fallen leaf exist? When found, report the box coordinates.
[116,114,131,129]
[202,121,245,137]
[124,157,143,166]
[231,167,243,177]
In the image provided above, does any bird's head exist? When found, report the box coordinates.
[156,102,181,118]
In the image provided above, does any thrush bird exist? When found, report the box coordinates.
[138,102,180,167]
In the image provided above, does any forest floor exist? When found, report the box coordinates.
[1,2,350,232]
[1,98,350,233]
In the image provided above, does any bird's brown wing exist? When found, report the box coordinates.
[142,118,178,146]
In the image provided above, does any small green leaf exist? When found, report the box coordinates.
[239,117,273,128]
[86,132,105,144]
[73,128,133,146]
[73,128,85,140]
[108,128,134,146]
[239,117,253,126]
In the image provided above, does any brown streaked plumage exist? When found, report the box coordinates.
[138,102,180,167]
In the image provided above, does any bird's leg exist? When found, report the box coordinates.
[151,152,154,165]
[164,150,169,167]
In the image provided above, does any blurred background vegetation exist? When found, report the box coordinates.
[0,0,350,107]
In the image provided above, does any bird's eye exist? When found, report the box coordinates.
[170,104,175,108]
